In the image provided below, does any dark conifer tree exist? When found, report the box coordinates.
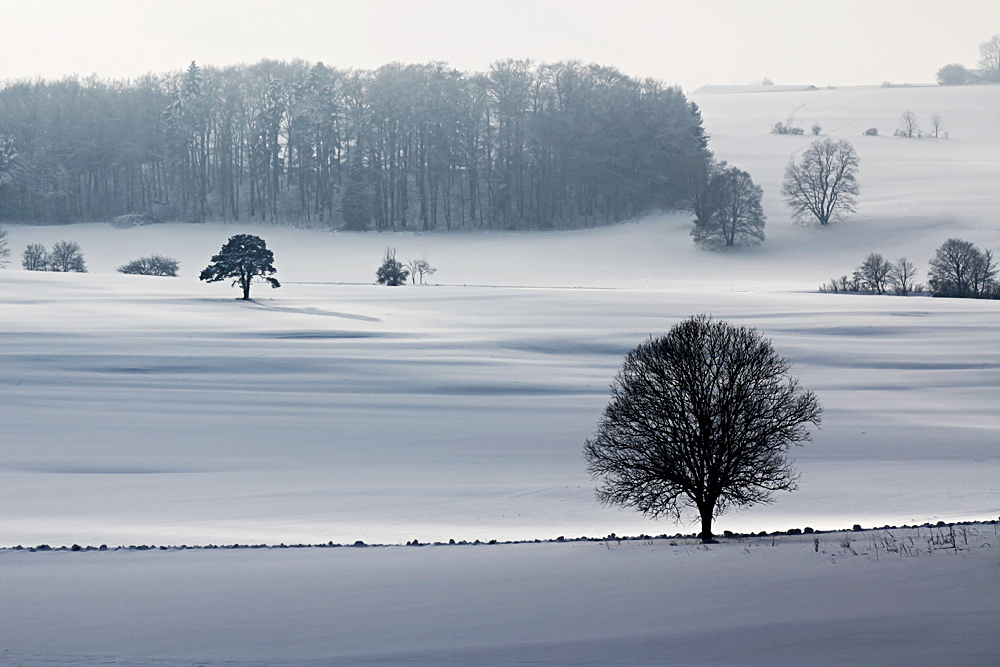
[199,234,280,300]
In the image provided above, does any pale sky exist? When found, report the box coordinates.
[1,0,998,91]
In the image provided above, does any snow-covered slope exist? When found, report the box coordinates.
[1,529,997,667]
[0,83,996,666]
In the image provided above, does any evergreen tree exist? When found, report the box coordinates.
[375,247,409,286]
[199,234,280,300]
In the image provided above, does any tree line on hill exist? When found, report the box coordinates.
[822,239,999,299]
[0,59,710,230]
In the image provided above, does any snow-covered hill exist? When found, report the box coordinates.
[0,83,996,666]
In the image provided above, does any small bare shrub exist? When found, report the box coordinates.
[118,255,180,276]
[772,120,805,135]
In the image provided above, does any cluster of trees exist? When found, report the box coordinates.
[771,120,822,137]
[822,254,919,295]
[927,238,998,298]
[821,239,998,299]
[375,248,437,285]
[771,120,805,135]
[0,59,710,230]
[8,232,178,276]
[894,111,946,139]
[21,240,87,272]
[936,34,1000,85]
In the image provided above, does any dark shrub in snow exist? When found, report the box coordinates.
[376,247,409,286]
[118,255,180,276]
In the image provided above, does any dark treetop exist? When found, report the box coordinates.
[199,234,280,300]
[584,315,821,542]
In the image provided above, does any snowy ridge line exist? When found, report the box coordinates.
[5,519,996,553]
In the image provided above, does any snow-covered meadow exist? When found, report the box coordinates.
[1,84,997,665]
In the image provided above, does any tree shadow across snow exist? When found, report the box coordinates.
[242,301,382,322]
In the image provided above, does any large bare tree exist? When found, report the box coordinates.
[781,138,860,226]
[584,316,821,542]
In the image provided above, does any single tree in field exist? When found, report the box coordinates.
[928,238,997,298]
[854,252,892,294]
[781,138,859,226]
[584,315,821,542]
[0,227,9,268]
[199,234,280,300]
[888,257,919,295]
[47,241,87,272]
[22,244,48,271]
[406,259,437,284]
[376,247,409,286]
[896,111,920,138]
[691,165,766,250]
[979,34,1000,82]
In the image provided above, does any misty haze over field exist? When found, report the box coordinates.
[0,2,998,666]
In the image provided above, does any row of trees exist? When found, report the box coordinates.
[0,59,710,230]
[895,111,946,139]
[21,241,87,272]
[822,239,998,299]
[822,254,919,295]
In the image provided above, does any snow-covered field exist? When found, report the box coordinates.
[2,528,998,666]
[1,84,997,665]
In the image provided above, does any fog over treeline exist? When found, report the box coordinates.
[0,59,710,230]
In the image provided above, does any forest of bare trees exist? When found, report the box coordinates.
[0,59,710,230]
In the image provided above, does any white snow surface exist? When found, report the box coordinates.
[0,84,997,665]
[1,530,998,666]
